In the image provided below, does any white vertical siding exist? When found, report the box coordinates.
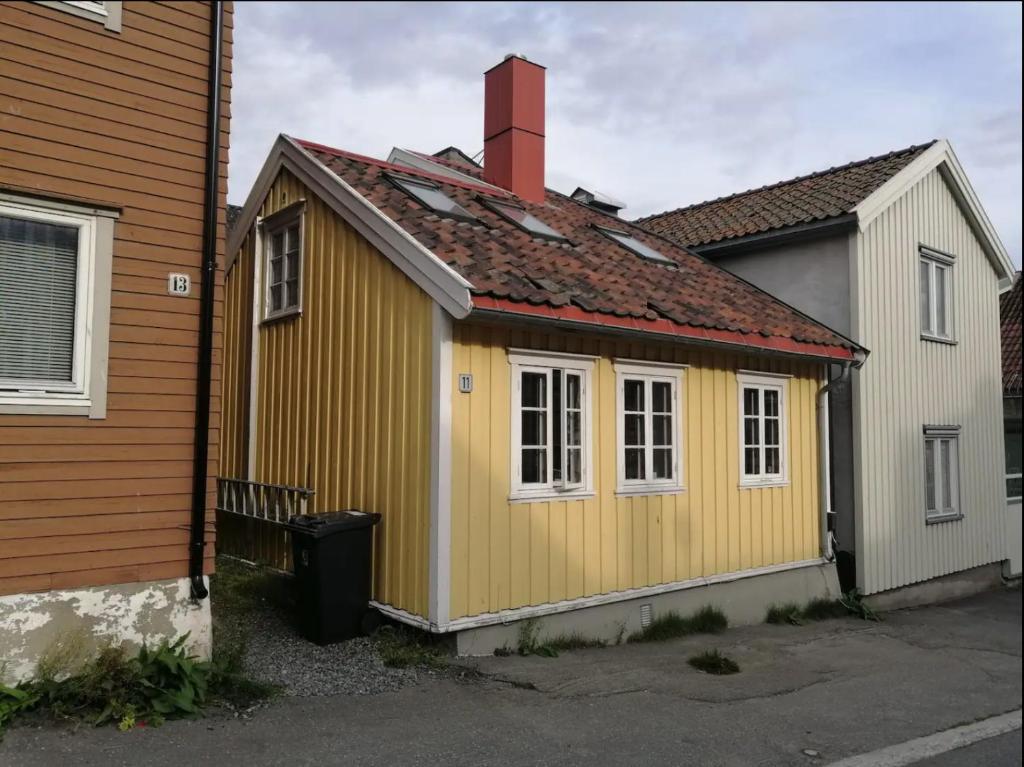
[853,167,1005,594]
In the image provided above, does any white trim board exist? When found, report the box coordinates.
[225,135,474,319]
[372,557,828,634]
[428,302,453,626]
[854,139,1015,284]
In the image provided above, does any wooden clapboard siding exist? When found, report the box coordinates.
[221,169,434,618]
[0,1,232,596]
[448,322,825,619]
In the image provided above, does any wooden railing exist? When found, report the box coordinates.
[215,478,314,570]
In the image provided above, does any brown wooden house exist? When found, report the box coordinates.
[0,0,231,682]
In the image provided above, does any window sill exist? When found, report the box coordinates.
[262,307,302,325]
[926,512,963,525]
[509,491,595,504]
[616,485,685,497]
[0,397,93,417]
[921,334,957,346]
[739,480,789,490]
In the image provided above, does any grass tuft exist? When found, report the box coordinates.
[373,626,448,670]
[801,597,850,621]
[688,649,740,675]
[628,605,728,643]
[765,602,804,625]
[765,591,881,626]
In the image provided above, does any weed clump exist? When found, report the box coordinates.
[688,649,740,675]
[373,626,448,670]
[628,605,728,643]
[765,591,881,626]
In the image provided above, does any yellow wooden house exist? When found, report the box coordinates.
[221,56,865,652]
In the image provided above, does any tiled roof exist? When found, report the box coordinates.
[637,142,935,248]
[1002,272,1022,395]
[294,137,858,355]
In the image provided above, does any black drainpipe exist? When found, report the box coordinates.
[189,0,225,601]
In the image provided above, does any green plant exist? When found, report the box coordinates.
[374,626,448,670]
[801,597,850,621]
[840,589,880,621]
[629,605,728,643]
[765,602,804,625]
[0,684,39,737]
[688,649,740,675]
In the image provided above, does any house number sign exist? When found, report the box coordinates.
[458,374,473,393]
[168,273,191,296]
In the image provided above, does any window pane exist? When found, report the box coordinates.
[271,256,283,284]
[522,372,546,408]
[625,448,645,480]
[743,388,759,416]
[940,439,952,510]
[272,231,284,258]
[287,251,301,280]
[625,413,645,446]
[1008,476,1023,499]
[652,381,672,413]
[566,411,581,447]
[765,418,780,447]
[0,214,79,382]
[653,414,672,446]
[270,284,282,312]
[286,279,299,308]
[624,379,644,412]
[393,177,475,221]
[287,224,300,253]
[566,447,582,485]
[600,228,673,264]
[744,447,760,476]
[522,448,546,484]
[552,371,562,481]
[653,448,672,480]
[565,373,581,410]
[489,201,566,240]
[935,265,947,336]
[764,389,779,417]
[765,447,781,475]
[521,410,546,446]
[744,417,760,448]
[920,260,931,333]
[924,439,936,511]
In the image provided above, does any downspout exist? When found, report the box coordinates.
[189,0,225,601]
[817,361,851,562]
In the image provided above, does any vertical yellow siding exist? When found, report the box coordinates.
[220,169,433,617]
[854,167,1005,594]
[448,323,824,619]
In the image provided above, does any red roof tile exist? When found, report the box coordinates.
[1002,273,1022,395]
[638,142,935,247]
[294,137,859,356]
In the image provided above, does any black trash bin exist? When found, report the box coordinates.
[286,510,381,645]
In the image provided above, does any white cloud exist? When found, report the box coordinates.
[228,1,1022,266]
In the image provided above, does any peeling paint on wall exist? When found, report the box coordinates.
[0,577,211,685]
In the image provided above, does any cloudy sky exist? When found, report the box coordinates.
[228,1,1022,266]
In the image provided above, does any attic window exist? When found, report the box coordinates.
[596,226,674,265]
[388,175,476,223]
[483,199,566,241]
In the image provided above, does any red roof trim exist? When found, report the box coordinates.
[293,138,513,200]
[473,297,856,361]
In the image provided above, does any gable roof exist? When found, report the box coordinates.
[1002,272,1022,395]
[227,135,863,362]
[638,142,934,247]
[639,140,1015,284]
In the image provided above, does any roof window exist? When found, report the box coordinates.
[596,226,674,265]
[483,199,566,241]
[388,175,476,222]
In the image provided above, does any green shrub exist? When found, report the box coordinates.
[629,605,728,643]
[688,649,740,675]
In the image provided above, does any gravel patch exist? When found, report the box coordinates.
[239,607,420,697]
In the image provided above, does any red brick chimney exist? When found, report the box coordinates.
[483,54,545,203]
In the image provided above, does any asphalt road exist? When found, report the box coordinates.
[913,731,1022,767]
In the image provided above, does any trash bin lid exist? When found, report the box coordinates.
[286,509,381,536]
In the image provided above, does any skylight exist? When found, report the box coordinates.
[389,175,476,222]
[597,226,674,265]
[485,199,566,241]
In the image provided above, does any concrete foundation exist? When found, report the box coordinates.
[455,560,840,656]
[864,563,1004,612]
[0,577,211,685]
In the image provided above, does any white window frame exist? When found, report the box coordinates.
[919,246,955,343]
[0,197,106,415]
[509,350,595,502]
[737,371,790,488]
[36,1,122,32]
[614,360,686,496]
[261,203,304,322]
[923,425,962,523]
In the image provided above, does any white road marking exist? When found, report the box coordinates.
[825,709,1022,767]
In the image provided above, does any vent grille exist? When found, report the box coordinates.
[640,603,652,628]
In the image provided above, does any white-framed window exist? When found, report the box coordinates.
[262,205,303,321]
[614,360,685,494]
[0,195,115,417]
[920,247,954,342]
[737,371,789,487]
[509,350,594,501]
[923,426,961,522]
[36,1,122,31]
